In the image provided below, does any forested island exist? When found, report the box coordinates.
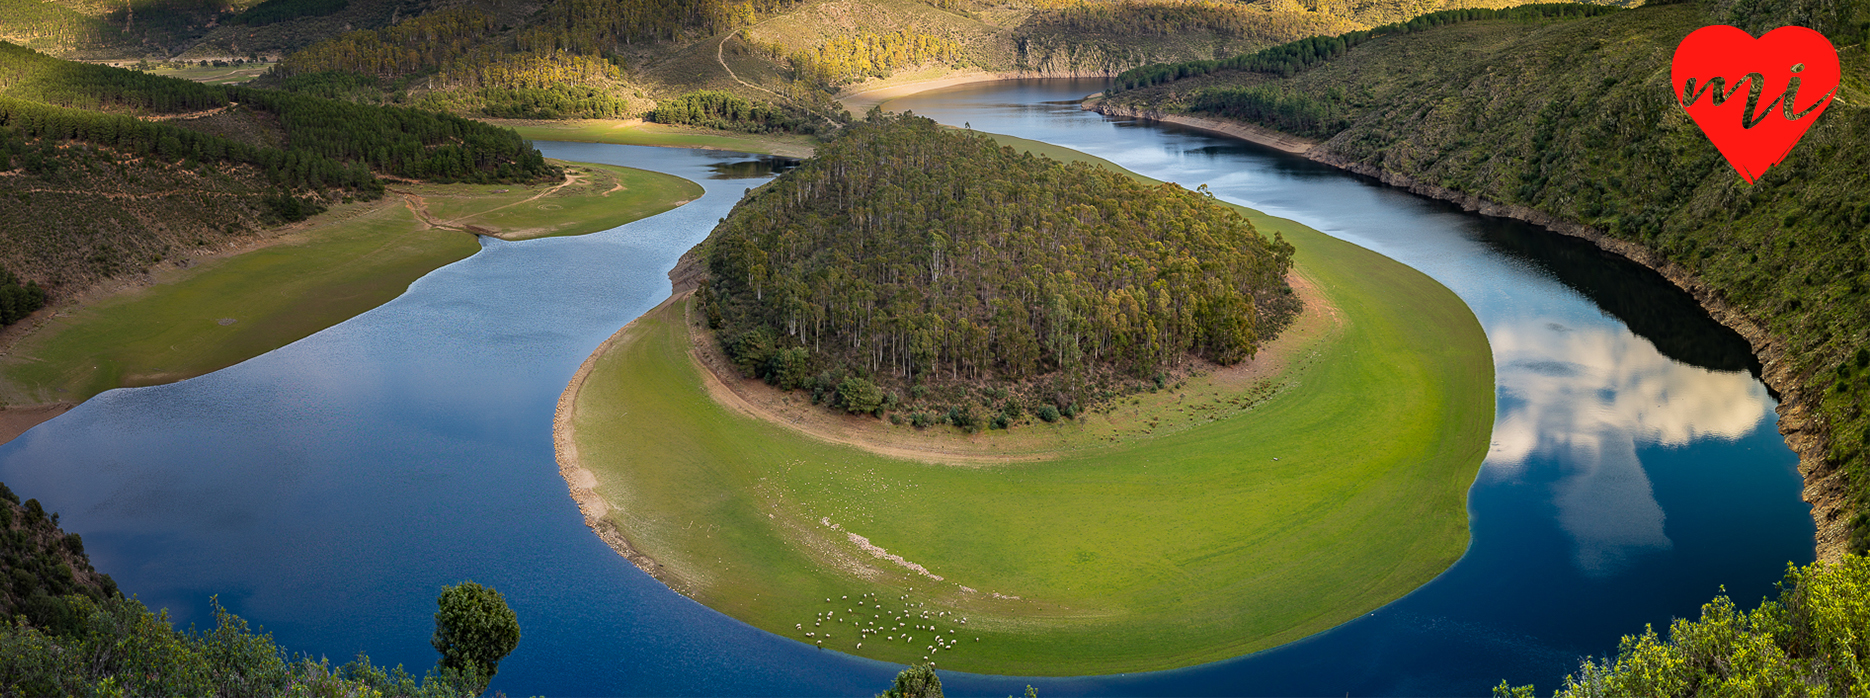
[1092,0,1870,560]
[700,112,1296,428]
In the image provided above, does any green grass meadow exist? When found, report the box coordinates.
[0,163,699,406]
[568,139,1495,674]
[419,162,702,240]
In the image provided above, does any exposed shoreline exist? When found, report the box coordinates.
[1086,100,1843,561]
[837,70,1116,115]
[673,270,1332,466]
[552,297,674,584]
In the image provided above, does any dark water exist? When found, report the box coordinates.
[0,82,1814,696]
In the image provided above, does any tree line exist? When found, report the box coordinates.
[1110,3,1623,91]
[0,42,556,185]
[0,267,48,326]
[1029,0,1351,39]
[702,112,1294,416]
[777,31,963,89]
[1185,84,1348,139]
[650,89,819,133]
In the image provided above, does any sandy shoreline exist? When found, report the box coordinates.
[0,403,75,447]
[552,298,674,583]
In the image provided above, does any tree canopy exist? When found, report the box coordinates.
[702,113,1295,418]
[431,581,521,690]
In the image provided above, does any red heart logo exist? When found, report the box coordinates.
[1672,25,1839,184]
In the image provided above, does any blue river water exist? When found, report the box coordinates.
[0,80,1814,696]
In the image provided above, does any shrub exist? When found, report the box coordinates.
[837,377,886,415]
[1036,405,1060,423]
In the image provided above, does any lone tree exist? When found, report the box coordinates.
[432,580,521,690]
[877,663,942,698]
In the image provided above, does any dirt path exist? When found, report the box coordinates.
[715,30,841,127]
[390,170,588,237]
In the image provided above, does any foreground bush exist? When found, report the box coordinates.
[1498,555,1870,697]
[0,594,480,696]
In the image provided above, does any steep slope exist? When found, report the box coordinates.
[1098,0,1870,558]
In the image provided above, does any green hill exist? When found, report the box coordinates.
[702,113,1296,418]
[0,41,555,293]
[1099,0,1870,558]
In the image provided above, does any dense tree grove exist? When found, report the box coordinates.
[650,89,815,133]
[273,8,651,119]
[1031,0,1350,39]
[0,268,48,326]
[1496,556,1870,697]
[780,31,963,88]
[704,113,1294,415]
[0,41,228,113]
[1111,3,1622,90]
[0,0,110,52]
[0,42,555,185]
[1185,84,1347,138]
[0,97,378,192]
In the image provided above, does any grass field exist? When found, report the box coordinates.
[413,162,701,240]
[491,119,818,158]
[565,138,1495,674]
[0,162,699,407]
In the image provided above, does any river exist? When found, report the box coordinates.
[0,79,1813,696]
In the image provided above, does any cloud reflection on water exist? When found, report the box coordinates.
[1488,320,1769,575]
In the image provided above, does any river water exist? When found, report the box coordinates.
[0,80,1814,696]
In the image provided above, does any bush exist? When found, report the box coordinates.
[1503,555,1870,697]
[837,377,885,415]
[432,581,520,691]
[1036,405,1060,423]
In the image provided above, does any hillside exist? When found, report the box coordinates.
[0,42,557,295]
[0,481,117,630]
[699,113,1296,421]
[207,0,1635,127]
[1097,0,1870,558]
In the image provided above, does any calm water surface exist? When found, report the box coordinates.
[0,81,1813,696]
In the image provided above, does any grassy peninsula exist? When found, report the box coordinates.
[0,46,701,426]
[558,120,1493,674]
[0,162,700,411]
[1094,0,1870,558]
